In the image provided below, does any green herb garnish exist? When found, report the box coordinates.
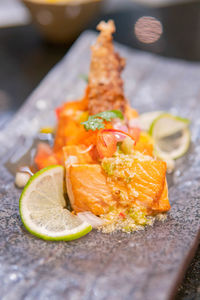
[79,74,89,83]
[82,110,124,131]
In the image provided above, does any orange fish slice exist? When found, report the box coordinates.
[152,179,170,213]
[66,164,113,215]
[129,160,167,210]
[66,158,169,215]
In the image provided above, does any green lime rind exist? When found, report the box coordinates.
[19,165,92,241]
[20,219,92,242]
[19,165,64,192]
[154,128,191,160]
[20,216,92,242]
[173,115,190,124]
[149,113,190,136]
[148,113,191,161]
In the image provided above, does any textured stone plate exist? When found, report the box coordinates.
[0,32,199,300]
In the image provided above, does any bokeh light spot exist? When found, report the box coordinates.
[36,10,53,25]
[134,16,163,44]
[66,6,81,18]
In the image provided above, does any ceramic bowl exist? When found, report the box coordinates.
[22,0,103,43]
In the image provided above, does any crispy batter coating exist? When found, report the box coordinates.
[88,20,127,115]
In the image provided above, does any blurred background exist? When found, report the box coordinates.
[2,0,200,127]
[0,1,199,298]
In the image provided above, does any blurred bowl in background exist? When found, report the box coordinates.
[21,0,104,43]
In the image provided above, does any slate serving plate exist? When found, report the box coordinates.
[0,31,199,300]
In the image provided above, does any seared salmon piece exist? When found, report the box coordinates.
[66,158,169,215]
[105,159,168,212]
[66,164,113,215]
[152,179,170,213]
[131,160,167,210]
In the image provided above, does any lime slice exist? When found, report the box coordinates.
[139,111,164,131]
[149,113,190,160]
[19,165,92,241]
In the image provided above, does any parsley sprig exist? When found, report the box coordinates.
[79,73,89,83]
[82,110,124,131]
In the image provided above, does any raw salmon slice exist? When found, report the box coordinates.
[66,164,113,215]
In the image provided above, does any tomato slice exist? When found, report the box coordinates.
[101,129,136,143]
[128,127,141,143]
[96,129,136,159]
[96,130,117,159]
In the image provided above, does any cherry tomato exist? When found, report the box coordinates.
[96,130,117,159]
[101,129,136,143]
[96,129,136,159]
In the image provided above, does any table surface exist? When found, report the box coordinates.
[0,1,199,299]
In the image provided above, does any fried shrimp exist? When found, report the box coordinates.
[88,20,127,115]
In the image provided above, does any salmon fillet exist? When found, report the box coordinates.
[65,154,169,215]
[105,159,167,211]
[66,164,113,215]
[152,179,170,213]
[130,160,167,210]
